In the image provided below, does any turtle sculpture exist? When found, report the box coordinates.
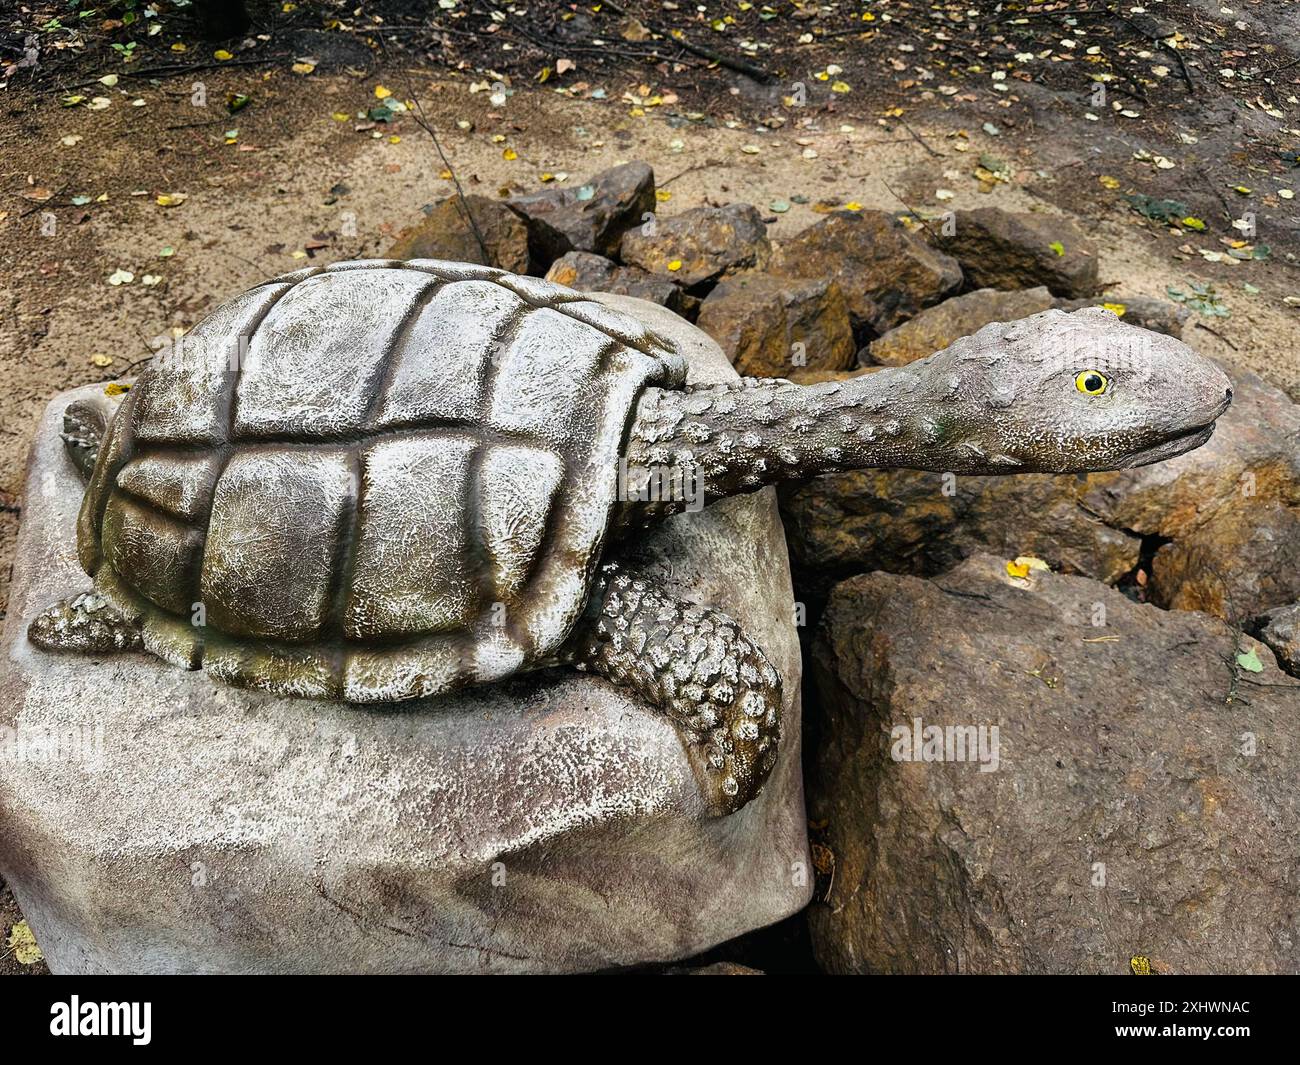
[28,259,1233,814]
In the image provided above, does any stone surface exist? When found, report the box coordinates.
[619,203,772,289]
[0,296,811,975]
[695,273,855,377]
[508,162,655,266]
[544,250,685,312]
[779,363,1299,611]
[1258,602,1300,678]
[1055,295,1191,339]
[940,208,1101,298]
[1151,500,1300,618]
[808,554,1300,975]
[773,210,963,335]
[779,466,1141,609]
[866,286,1055,366]
[386,195,530,274]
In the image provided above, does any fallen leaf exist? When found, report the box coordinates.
[1236,647,1264,673]
[6,921,43,965]
[156,193,187,207]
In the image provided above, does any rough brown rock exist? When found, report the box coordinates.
[779,467,1141,605]
[386,195,530,274]
[866,286,1054,366]
[1054,295,1191,339]
[808,554,1300,975]
[773,210,963,335]
[940,208,1101,298]
[508,162,655,266]
[1258,602,1300,677]
[544,250,685,312]
[780,365,1300,616]
[619,204,772,289]
[696,273,855,377]
[1151,500,1300,619]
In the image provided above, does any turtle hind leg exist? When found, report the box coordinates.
[28,591,143,655]
[563,561,781,816]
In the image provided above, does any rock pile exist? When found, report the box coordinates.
[387,165,1300,973]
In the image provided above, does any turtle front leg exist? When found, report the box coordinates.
[563,561,781,816]
[28,591,142,655]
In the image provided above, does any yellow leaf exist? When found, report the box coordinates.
[374,85,392,99]
[537,66,552,83]
[1098,175,1120,189]
[503,148,518,160]
[292,61,316,75]
[156,193,187,207]
[439,168,453,179]
[214,49,233,61]
[7,920,43,965]
[1006,560,1031,579]
[1102,302,1127,317]
[331,111,349,121]
[171,42,187,53]
[1130,955,1152,976]
[540,172,556,182]
[831,81,851,93]
[104,382,131,396]
[389,135,401,144]
[667,260,683,272]
[843,201,863,211]
[655,189,672,202]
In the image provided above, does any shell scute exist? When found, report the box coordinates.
[201,449,354,641]
[84,260,689,702]
[344,435,478,640]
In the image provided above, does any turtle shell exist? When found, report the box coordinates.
[78,259,688,702]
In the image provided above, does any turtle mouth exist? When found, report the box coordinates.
[1120,421,1217,468]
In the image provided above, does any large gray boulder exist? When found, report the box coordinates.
[809,554,1300,974]
[0,295,811,974]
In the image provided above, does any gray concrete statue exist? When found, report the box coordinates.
[26,259,1232,818]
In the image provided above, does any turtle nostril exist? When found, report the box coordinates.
[1225,387,1233,400]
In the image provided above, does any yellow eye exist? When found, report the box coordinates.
[1075,370,1108,395]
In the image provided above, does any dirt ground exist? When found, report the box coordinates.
[1,0,1298,973]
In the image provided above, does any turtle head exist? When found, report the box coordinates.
[906,307,1233,474]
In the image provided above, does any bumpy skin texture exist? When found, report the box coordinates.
[622,307,1234,524]
[28,591,142,654]
[59,399,108,481]
[563,562,781,814]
